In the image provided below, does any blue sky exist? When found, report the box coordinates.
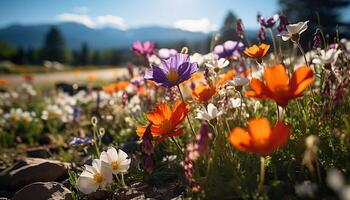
[0,0,348,32]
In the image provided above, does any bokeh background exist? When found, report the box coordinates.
[0,0,349,68]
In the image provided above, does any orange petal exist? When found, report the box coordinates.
[289,66,314,97]
[270,121,290,150]
[136,125,147,137]
[245,78,271,99]
[264,64,289,93]
[260,43,270,56]
[171,101,189,125]
[147,102,171,124]
[156,128,183,143]
[229,127,252,152]
[247,118,272,151]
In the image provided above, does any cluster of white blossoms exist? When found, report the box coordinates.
[77,147,131,194]
[3,108,36,123]
[41,104,73,123]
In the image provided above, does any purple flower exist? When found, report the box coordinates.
[132,40,155,57]
[277,14,288,33]
[258,14,279,29]
[312,30,322,49]
[144,53,198,88]
[196,123,212,154]
[213,40,245,58]
[69,137,93,147]
[258,26,266,42]
[236,19,245,38]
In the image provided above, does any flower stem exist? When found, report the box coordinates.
[171,136,184,155]
[177,85,196,137]
[296,42,308,66]
[258,156,266,193]
[119,173,127,189]
[93,126,100,157]
[268,28,278,63]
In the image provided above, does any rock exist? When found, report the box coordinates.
[12,182,73,200]
[26,147,51,158]
[0,158,69,190]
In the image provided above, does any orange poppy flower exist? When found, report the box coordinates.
[245,64,313,106]
[87,73,97,81]
[136,100,189,142]
[24,75,33,82]
[191,82,216,102]
[229,118,290,156]
[0,79,7,86]
[103,81,130,94]
[244,43,270,60]
[219,69,236,85]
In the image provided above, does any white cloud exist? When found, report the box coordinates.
[73,6,89,14]
[56,13,127,30]
[174,18,218,33]
[96,15,127,30]
[57,13,95,28]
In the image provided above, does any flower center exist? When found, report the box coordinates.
[93,173,104,183]
[111,161,120,170]
[167,69,179,82]
[160,120,172,134]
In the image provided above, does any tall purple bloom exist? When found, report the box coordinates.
[258,14,279,29]
[236,18,245,38]
[213,40,245,58]
[277,14,288,33]
[144,53,198,88]
[258,26,266,42]
[132,40,155,57]
[312,30,322,49]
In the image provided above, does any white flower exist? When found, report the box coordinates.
[327,169,345,192]
[341,186,350,200]
[312,48,342,66]
[4,108,34,123]
[100,147,131,175]
[147,54,161,66]
[205,58,230,73]
[279,21,309,42]
[227,76,250,87]
[158,48,177,59]
[77,159,113,194]
[230,98,242,108]
[196,103,224,122]
[190,52,217,67]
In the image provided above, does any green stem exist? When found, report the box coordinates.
[268,28,278,63]
[296,42,308,66]
[258,156,266,193]
[177,85,196,137]
[171,136,184,155]
[93,126,100,157]
[119,173,127,189]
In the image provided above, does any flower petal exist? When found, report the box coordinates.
[229,127,252,152]
[264,64,289,93]
[289,66,314,97]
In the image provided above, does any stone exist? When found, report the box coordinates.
[0,158,69,190]
[12,182,73,200]
[26,147,51,158]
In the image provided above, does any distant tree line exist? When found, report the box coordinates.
[0,26,128,66]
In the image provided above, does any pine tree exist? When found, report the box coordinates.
[79,42,90,65]
[218,11,240,43]
[42,26,66,63]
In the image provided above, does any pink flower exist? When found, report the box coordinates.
[132,40,155,57]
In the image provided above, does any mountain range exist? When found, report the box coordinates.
[0,22,210,50]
